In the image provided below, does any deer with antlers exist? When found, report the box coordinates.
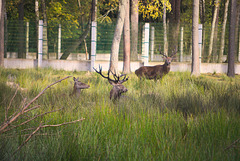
[93,66,129,100]
[72,77,90,97]
[135,46,177,80]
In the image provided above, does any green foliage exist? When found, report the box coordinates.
[0,68,240,160]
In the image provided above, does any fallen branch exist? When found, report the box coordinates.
[5,86,18,122]
[13,118,85,155]
[2,107,63,133]
[0,76,72,133]
[224,138,240,151]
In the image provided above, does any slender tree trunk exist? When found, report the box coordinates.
[35,0,39,59]
[109,0,126,73]
[227,0,237,77]
[207,0,219,63]
[169,0,181,56]
[130,0,138,61]
[18,0,25,58]
[163,0,168,55]
[234,4,240,59]
[42,0,48,59]
[212,1,220,62]
[218,0,230,63]
[200,0,206,61]
[0,0,5,67]
[192,0,200,76]
[123,0,131,73]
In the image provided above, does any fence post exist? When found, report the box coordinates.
[180,27,184,62]
[141,25,145,58]
[26,22,29,58]
[150,26,155,61]
[90,21,97,71]
[142,23,149,65]
[199,24,203,72]
[58,24,61,59]
[38,20,43,68]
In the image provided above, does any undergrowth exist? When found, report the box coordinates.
[0,68,239,161]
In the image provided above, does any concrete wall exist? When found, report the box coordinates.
[3,58,240,74]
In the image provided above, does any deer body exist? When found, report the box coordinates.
[135,46,176,80]
[135,62,171,80]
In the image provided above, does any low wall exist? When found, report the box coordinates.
[3,58,240,74]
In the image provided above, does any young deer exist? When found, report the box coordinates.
[135,46,177,80]
[93,66,129,100]
[72,77,90,97]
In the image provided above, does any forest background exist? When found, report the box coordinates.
[0,0,240,76]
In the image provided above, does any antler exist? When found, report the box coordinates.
[159,45,168,58]
[170,46,177,57]
[93,65,129,84]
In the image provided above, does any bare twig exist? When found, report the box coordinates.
[13,123,42,155]
[2,107,63,133]
[23,105,41,113]
[0,76,72,133]
[13,118,85,155]
[41,118,85,128]
[224,138,240,151]
[5,87,19,122]
[98,7,117,23]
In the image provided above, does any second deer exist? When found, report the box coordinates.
[135,46,177,80]
[72,77,90,97]
[93,66,129,100]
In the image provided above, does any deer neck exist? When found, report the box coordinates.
[73,88,81,96]
[163,62,171,73]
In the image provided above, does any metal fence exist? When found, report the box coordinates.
[4,20,238,63]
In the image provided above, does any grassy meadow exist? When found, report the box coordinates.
[0,67,239,160]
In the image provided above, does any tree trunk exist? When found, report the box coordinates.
[60,20,91,60]
[130,0,138,61]
[200,0,206,61]
[42,0,48,59]
[227,0,237,77]
[234,3,240,59]
[163,0,168,55]
[212,0,220,62]
[109,0,126,73]
[191,0,200,76]
[169,0,181,56]
[0,0,5,67]
[35,0,39,59]
[18,0,25,59]
[60,0,94,60]
[207,0,219,63]
[123,0,131,74]
[218,0,230,63]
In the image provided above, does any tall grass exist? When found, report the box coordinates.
[0,68,239,160]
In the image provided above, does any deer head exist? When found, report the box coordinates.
[72,77,90,97]
[159,45,177,66]
[93,66,129,100]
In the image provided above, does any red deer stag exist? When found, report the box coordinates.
[93,66,129,100]
[72,77,90,97]
[135,46,177,80]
